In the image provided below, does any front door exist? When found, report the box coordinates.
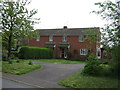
[60,48,67,59]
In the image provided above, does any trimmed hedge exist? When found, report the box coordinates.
[18,46,53,59]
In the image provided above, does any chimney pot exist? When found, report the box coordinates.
[63,26,67,29]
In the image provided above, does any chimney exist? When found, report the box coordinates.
[63,26,67,29]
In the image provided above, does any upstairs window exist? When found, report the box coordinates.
[80,49,88,55]
[62,35,67,42]
[49,35,53,41]
[79,35,85,42]
[36,36,40,41]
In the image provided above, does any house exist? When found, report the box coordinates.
[28,26,101,60]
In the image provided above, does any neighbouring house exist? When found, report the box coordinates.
[28,26,101,60]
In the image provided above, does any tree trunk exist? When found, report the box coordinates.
[7,34,12,60]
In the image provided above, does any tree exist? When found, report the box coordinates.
[93,0,120,78]
[93,0,120,46]
[83,28,101,54]
[0,0,39,60]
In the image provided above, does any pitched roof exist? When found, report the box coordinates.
[36,27,100,36]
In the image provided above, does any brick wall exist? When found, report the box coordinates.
[28,35,97,59]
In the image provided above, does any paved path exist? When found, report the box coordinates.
[2,78,36,88]
[3,62,85,88]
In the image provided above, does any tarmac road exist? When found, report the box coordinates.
[2,78,35,88]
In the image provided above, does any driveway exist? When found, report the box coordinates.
[2,78,36,88]
[3,62,85,88]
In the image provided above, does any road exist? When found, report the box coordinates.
[2,78,35,88]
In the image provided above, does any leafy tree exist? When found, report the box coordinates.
[0,0,39,60]
[83,28,101,56]
[93,0,120,78]
[93,0,120,46]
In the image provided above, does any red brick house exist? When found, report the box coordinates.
[28,26,101,60]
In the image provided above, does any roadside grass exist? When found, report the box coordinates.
[0,61,2,72]
[31,59,86,64]
[58,71,119,88]
[2,60,41,75]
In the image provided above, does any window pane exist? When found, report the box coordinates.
[63,36,67,41]
[79,35,84,42]
[49,36,53,41]
[36,36,40,41]
[80,49,87,55]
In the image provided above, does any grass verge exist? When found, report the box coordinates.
[2,60,41,75]
[31,59,86,64]
[58,71,119,88]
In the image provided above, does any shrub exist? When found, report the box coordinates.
[28,61,32,65]
[109,45,120,79]
[82,54,103,76]
[11,51,18,57]
[8,60,12,64]
[2,49,8,60]
[18,46,53,59]
[16,60,20,63]
[82,54,112,77]
[82,59,103,76]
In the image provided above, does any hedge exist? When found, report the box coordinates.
[18,46,53,59]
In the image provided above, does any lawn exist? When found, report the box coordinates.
[2,60,41,75]
[58,71,119,88]
[31,59,86,64]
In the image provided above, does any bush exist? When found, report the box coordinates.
[18,46,53,59]
[2,49,8,60]
[82,59,103,76]
[8,60,12,64]
[28,61,32,65]
[109,45,120,79]
[82,54,112,77]
[16,60,20,63]
[82,54,101,75]
[11,51,18,57]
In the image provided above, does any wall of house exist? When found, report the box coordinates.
[28,36,97,59]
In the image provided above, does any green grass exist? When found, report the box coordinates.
[2,60,41,75]
[58,71,119,88]
[0,61,2,72]
[31,59,86,64]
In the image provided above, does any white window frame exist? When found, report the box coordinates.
[62,35,67,42]
[96,47,101,59]
[80,49,88,55]
[49,35,53,41]
[79,35,84,42]
[36,36,40,41]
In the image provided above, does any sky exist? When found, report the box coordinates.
[27,0,112,29]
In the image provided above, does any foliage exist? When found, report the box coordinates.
[82,54,112,77]
[2,48,8,60]
[2,32,17,50]
[8,60,12,64]
[58,71,119,88]
[83,28,101,56]
[16,60,20,63]
[93,0,120,46]
[2,60,41,75]
[84,28,101,44]
[11,51,19,57]
[28,60,33,65]
[18,46,53,59]
[82,57,102,76]
[109,45,120,79]
[0,0,40,59]
[93,0,120,79]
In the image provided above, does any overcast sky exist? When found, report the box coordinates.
[27,0,113,29]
